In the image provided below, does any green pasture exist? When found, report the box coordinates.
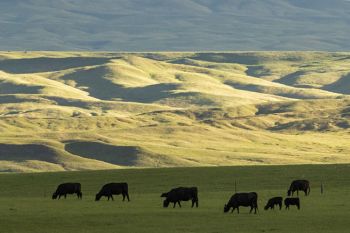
[0,164,349,233]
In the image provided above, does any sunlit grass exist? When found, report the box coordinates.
[0,164,349,232]
[0,52,350,172]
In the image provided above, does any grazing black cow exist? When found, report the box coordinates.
[161,187,198,208]
[224,192,258,214]
[52,183,82,200]
[284,197,300,210]
[288,180,310,196]
[95,183,130,201]
[264,197,283,210]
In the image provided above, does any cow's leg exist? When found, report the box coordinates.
[304,189,307,196]
[173,202,176,208]
[122,194,125,201]
[110,195,114,201]
[178,201,181,208]
[64,194,67,199]
[250,205,256,214]
[297,204,300,210]
[58,194,61,200]
[279,203,282,210]
[251,204,257,214]
[192,198,198,208]
[297,190,299,196]
[126,193,130,202]
[231,207,234,213]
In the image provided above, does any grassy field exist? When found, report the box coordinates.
[0,164,349,233]
[1,52,350,172]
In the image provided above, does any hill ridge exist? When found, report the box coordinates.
[0,51,350,172]
[1,0,350,51]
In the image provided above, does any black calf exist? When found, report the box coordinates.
[264,197,283,210]
[284,197,300,210]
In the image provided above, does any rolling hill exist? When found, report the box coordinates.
[1,0,350,51]
[0,51,350,172]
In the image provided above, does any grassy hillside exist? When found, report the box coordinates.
[1,1,350,51]
[1,51,350,172]
[0,165,349,233]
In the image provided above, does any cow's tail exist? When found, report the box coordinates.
[77,183,82,199]
[254,192,259,213]
[125,183,130,201]
[287,184,292,196]
[193,187,199,207]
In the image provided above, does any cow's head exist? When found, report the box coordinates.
[52,193,58,200]
[223,204,230,213]
[287,189,292,196]
[95,193,101,201]
[264,205,269,210]
[163,199,170,208]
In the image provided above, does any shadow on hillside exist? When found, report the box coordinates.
[0,57,111,74]
[224,81,324,99]
[323,73,350,94]
[0,95,49,104]
[64,141,142,166]
[0,144,58,162]
[245,65,270,78]
[275,71,306,86]
[191,53,261,65]
[44,97,92,109]
[60,66,180,102]
[0,82,42,94]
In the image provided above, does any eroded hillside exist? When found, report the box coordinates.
[0,52,350,172]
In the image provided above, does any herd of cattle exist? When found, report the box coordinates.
[52,179,310,213]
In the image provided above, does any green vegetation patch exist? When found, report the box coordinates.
[0,164,349,233]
